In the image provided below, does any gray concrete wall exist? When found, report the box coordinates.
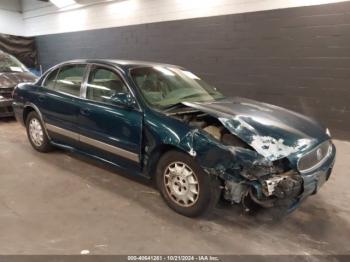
[35,1,350,139]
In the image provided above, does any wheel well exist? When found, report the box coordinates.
[23,106,35,124]
[146,144,187,179]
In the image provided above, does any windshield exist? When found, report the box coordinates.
[0,53,29,73]
[130,66,224,109]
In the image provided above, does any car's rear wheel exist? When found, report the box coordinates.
[26,111,52,152]
[156,150,221,217]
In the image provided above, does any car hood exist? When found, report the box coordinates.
[0,72,37,88]
[182,97,329,161]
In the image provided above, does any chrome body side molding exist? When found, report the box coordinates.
[46,124,79,140]
[46,123,139,163]
[80,134,139,163]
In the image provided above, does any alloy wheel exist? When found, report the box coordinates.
[29,118,44,147]
[163,161,200,207]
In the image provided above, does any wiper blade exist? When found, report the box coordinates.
[178,93,202,100]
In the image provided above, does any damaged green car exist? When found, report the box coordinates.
[13,60,336,217]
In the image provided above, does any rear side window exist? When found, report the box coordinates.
[54,64,86,96]
[43,68,59,90]
[86,66,128,104]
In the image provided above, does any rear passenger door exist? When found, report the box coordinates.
[77,65,143,169]
[39,64,86,146]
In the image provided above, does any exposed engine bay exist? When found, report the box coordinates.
[171,109,249,148]
[168,108,304,211]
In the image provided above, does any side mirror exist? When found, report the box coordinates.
[111,92,136,108]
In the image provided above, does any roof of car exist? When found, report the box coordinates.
[59,59,182,71]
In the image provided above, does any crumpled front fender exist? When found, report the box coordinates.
[143,113,272,182]
[181,129,273,181]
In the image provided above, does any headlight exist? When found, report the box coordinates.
[326,128,331,137]
[298,140,332,172]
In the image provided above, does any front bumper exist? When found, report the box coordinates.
[248,142,335,212]
[0,98,14,117]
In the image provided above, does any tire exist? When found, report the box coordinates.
[156,150,221,217]
[26,111,53,152]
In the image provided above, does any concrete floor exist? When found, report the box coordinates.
[0,119,349,255]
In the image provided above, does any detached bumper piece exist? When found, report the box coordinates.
[224,170,303,210]
[263,171,303,199]
[248,171,303,210]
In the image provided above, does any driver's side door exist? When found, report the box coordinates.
[77,64,143,169]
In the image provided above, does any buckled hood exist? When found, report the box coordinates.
[0,72,37,89]
[183,97,329,161]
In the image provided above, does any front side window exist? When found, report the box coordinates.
[130,66,223,109]
[86,66,128,104]
[54,64,86,96]
[43,68,59,89]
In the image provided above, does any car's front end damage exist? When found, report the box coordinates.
[0,52,37,117]
[220,141,336,212]
[166,97,336,212]
[0,73,37,117]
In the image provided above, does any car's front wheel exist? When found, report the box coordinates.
[156,150,221,217]
[26,111,52,152]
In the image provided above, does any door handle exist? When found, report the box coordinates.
[80,108,91,116]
